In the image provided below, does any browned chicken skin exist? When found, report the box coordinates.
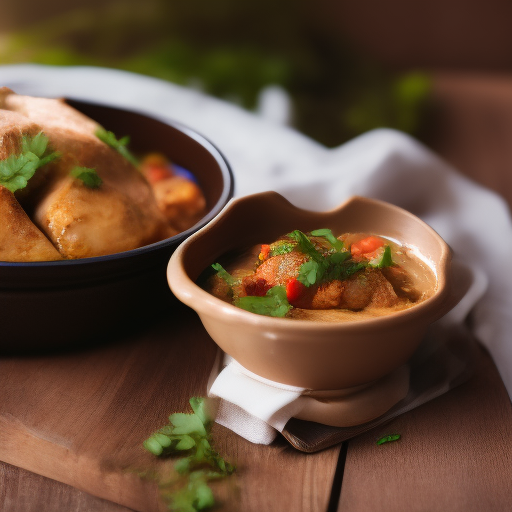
[0,88,184,260]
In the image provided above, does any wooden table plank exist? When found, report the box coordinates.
[338,347,512,511]
[0,305,339,512]
[0,462,133,512]
[430,73,512,211]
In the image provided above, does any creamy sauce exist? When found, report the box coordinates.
[207,233,437,322]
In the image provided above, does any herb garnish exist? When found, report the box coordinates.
[0,132,60,193]
[70,166,103,188]
[211,263,236,287]
[369,245,393,268]
[310,228,344,252]
[235,285,292,318]
[95,127,139,166]
[269,240,295,257]
[376,434,401,445]
[143,397,235,511]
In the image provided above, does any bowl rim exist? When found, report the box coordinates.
[168,191,453,333]
[0,99,234,268]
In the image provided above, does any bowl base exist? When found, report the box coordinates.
[295,365,410,427]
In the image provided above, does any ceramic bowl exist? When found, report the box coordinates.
[168,191,455,391]
[1,99,233,352]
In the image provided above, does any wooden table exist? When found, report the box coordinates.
[2,73,512,512]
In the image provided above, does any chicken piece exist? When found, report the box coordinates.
[0,87,99,137]
[0,109,41,159]
[240,251,308,295]
[152,176,206,231]
[0,186,61,261]
[339,269,398,310]
[291,280,344,310]
[0,89,176,257]
[35,176,177,259]
[382,266,422,301]
[368,270,399,307]
[0,111,62,261]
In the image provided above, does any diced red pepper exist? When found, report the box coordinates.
[145,165,173,184]
[286,277,306,304]
[351,236,384,257]
[140,153,175,184]
[259,244,271,261]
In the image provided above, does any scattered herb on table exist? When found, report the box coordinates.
[143,397,235,511]
[376,434,401,445]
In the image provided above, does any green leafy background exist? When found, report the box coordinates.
[0,0,431,147]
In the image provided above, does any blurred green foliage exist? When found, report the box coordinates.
[0,0,431,146]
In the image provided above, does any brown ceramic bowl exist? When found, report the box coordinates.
[168,192,455,390]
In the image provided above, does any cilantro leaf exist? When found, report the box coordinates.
[143,397,235,512]
[310,228,344,252]
[0,132,60,193]
[368,245,394,268]
[169,413,208,436]
[95,127,139,166]
[287,230,324,263]
[269,240,295,256]
[297,260,323,287]
[235,285,292,317]
[189,396,212,427]
[70,166,103,188]
[376,434,401,445]
[211,263,236,287]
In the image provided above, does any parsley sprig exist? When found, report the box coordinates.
[269,240,295,257]
[143,397,235,511]
[70,166,103,188]
[376,434,401,445]
[0,132,60,193]
[310,228,344,252]
[211,263,236,287]
[235,285,292,317]
[289,230,393,287]
[95,127,139,166]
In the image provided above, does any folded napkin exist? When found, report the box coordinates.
[3,65,512,445]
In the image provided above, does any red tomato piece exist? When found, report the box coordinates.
[286,277,306,304]
[259,244,271,261]
[351,236,384,257]
[144,165,173,184]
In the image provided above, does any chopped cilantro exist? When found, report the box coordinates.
[368,245,393,268]
[143,397,234,512]
[70,166,103,188]
[95,127,139,166]
[287,230,325,264]
[211,263,236,287]
[310,228,344,252]
[0,132,60,193]
[269,240,295,257]
[297,260,324,287]
[376,434,401,445]
[235,285,292,317]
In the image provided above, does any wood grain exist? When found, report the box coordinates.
[430,73,512,211]
[0,462,133,512]
[0,305,339,512]
[338,347,512,512]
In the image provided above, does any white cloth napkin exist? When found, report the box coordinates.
[2,65,512,444]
